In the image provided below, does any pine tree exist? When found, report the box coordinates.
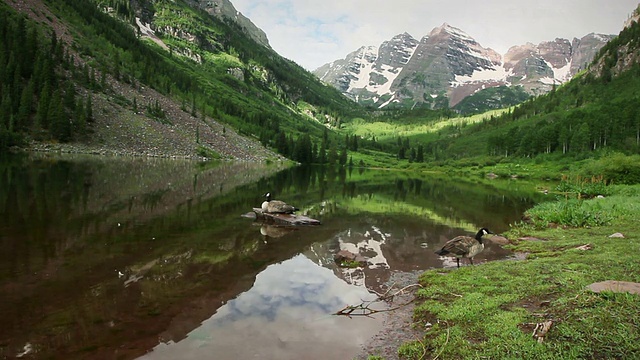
[339,147,347,165]
[327,144,338,165]
[318,140,326,164]
[85,94,93,122]
[16,80,34,131]
[293,134,313,163]
[75,97,86,138]
[398,146,406,160]
[49,90,71,142]
[35,81,51,129]
[0,92,11,132]
[416,145,424,162]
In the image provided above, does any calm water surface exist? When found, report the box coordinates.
[0,154,548,359]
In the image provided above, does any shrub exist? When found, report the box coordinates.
[580,153,640,185]
[555,175,610,198]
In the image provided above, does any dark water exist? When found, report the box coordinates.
[0,154,548,360]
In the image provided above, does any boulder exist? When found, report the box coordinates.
[333,250,368,267]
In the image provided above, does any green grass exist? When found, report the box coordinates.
[524,184,640,228]
[375,183,640,359]
[342,109,508,143]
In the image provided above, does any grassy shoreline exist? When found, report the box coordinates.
[367,162,640,359]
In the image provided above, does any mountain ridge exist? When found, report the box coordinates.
[314,24,614,111]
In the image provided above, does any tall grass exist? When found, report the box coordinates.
[555,174,610,199]
[524,183,640,228]
[525,198,612,228]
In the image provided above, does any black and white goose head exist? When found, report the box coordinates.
[261,192,272,212]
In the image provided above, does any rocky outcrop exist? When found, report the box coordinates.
[192,0,270,48]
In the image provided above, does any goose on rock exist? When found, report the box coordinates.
[261,192,298,214]
[435,228,493,268]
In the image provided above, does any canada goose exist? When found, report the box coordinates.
[261,192,298,214]
[435,228,493,268]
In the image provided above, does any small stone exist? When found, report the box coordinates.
[587,281,640,295]
[488,235,509,245]
[609,233,625,238]
[518,236,546,242]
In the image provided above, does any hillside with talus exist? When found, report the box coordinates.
[314,23,613,111]
[0,0,357,161]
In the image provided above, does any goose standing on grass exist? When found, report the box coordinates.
[435,228,493,268]
[261,192,298,214]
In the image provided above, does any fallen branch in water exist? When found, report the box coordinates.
[333,283,423,318]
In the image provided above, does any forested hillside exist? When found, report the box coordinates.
[0,0,359,161]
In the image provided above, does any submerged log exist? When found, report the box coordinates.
[252,208,321,226]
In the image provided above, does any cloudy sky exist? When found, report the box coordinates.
[231,0,639,70]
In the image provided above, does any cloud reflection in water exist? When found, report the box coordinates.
[139,254,382,360]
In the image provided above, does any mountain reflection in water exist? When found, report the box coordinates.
[0,155,549,360]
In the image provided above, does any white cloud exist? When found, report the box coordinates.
[233,0,638,70]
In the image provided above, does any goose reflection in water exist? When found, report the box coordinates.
[259,224,298,240]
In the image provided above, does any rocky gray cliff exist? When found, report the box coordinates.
[192,0,270,48]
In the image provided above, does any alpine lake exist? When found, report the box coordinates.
[0,153,550,360]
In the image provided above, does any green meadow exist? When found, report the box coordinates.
[364,162,640,359]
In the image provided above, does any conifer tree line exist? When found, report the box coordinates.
[260,128,359,165]
[0,7,95,149]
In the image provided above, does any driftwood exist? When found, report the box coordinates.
[532,320,553,343]
[252,208,321,226]
[333,283,422,318]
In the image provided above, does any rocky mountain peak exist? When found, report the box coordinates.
[432,22,475,42]
[314,23,613,109]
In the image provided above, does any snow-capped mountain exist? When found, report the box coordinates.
[314,32,419,104]
[314,24,613,109]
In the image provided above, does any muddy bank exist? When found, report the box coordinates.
[356,271,424,360]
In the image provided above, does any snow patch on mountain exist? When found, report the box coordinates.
[451,64,513,87]
[549,59,573,82]
[347,44,419,96]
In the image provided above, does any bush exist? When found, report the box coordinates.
[580,153,640,185]
[555,175,610,198]
[196,146,222,159]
